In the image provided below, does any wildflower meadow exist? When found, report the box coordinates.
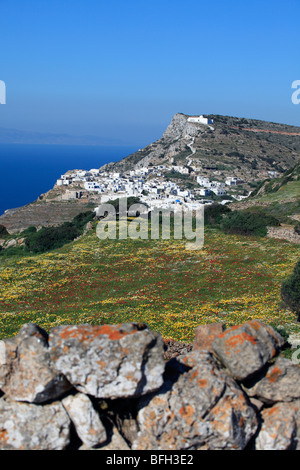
[0,226,299,342]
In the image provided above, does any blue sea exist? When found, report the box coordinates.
[0,144,138,217]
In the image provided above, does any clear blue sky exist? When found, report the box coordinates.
[0,0,299,147]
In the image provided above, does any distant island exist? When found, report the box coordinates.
[0,126,128,146]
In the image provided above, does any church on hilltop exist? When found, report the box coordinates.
[187,115,214,125]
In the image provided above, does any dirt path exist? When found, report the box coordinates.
[186,137,196,165]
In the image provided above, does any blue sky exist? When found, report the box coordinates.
[0,0,299,147]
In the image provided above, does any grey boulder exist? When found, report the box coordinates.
[49,323,165,399]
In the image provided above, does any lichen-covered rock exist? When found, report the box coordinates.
[204,382,258,450]
[1,320,299,451]
[0,323,72,403]
[0,397,71,450]
[245,357,300,404]
[212,320,285,381]
[132,350,258,450]
[49,323,165,399]
[193,323,224,352]
[62,393,107,447]
[256,401,300,450]
[79,427,130,450]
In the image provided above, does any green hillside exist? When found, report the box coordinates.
[232,163,300,224]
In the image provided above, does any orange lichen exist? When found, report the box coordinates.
[189,370,199,381]
[224,332,257,350]
[179,405,195,425]
[197,379,208,388]
[247,320,262,331]
[218,325,241,339]
[0,429,9,443]
[267,366,282,383]
[96,360,106,368]
[56,324,137,342]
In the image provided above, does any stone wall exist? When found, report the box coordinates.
[0,320,299,450]
[0,201,96,233]
[267,226,300,244]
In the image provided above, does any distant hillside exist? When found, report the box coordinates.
[102,113,300,184]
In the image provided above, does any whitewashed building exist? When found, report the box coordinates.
[84,182,100,191]
[197,176,210,186]
[225,177,243,186]
[187,115,214,125]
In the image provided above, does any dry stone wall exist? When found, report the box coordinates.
[0,320,299,450]
[267,226,300,244]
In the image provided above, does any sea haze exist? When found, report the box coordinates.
[0,144,137,216]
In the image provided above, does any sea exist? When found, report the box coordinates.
[0,143,138,217]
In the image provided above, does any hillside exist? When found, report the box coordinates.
[0,201,97,234]
[1,113,300,232]
[101,113,300,185]
[232,162,300,224]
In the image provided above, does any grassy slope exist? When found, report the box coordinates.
[0,224,299,343]
[231,163,300,223]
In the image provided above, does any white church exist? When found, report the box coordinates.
[187,115,214,125]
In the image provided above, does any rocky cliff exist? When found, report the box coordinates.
[0,320,299,450]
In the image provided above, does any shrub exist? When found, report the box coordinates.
[0,225,9,237]
[0,245,29,257]
[72,211,95,231]
[221,210,280,237]
[294,223,300,235]
[25,224,81,253]
[204,204,231,226]
[281,260,300,320]
[20,226,37,236]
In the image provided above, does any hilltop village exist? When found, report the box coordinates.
[54,163,252,211]
[49,113,285,212]
[50,116,245,210]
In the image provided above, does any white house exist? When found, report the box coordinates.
[56,178,71,186]
[84,182,100,191]
[225,177,243,186]
[90,169,100,176]
[197,176,210,186]
[172,166,189,175]
[198,188,211,196]
[211,187,227,196]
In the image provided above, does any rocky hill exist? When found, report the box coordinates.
[101,113,300,183]
[0,320,300,450]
